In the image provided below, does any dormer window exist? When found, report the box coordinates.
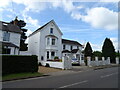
[50,28,53,34]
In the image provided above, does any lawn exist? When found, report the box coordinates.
[2,72,43,81]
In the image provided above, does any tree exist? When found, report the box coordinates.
[84,42,93,57]
[93,51,102,57]
[10,17,28,51]
[102,38,116,63]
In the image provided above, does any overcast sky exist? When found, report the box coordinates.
[0,0,119,51]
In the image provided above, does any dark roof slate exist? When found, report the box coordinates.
[71,49,79,53]
[0,21,21,34]
[62,39,82,46]
[0,41,19,48]
[62,50,71,53]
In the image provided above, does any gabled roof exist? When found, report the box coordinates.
[0,41,19,48]
[62,39,82,46]
[28,20,63,37]
[0,21,21,34]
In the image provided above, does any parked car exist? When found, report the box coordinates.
[71,58,80,65]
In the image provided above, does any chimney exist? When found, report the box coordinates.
[13,16,18,25]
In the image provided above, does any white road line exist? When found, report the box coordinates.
[59,80,88,88]
[100,72,118,78]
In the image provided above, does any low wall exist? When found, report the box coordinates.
[87,57,119,67]
[45,61,64,69]
[44,56,72,70]
[87,57,110,67]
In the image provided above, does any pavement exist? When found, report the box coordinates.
[2,66,119,88]
[39,64,119,76]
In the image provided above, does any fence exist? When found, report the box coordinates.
[87,57,119,67]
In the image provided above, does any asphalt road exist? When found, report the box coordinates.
[2,67,119,89]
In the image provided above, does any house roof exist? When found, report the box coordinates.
[0,41,19,48]
[62,50,71,53]
[71,49,79,53]
[62,39,82,46]
[0,21,21,34]
[28,20,63,37]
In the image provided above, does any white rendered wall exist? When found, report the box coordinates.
[39,22,62,62]
[28,32,40,59]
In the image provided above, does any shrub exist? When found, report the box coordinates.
[45,63,50,67]
[2,55,38,75]
[54,56,59,60]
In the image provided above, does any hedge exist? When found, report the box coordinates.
[2,55,38,75]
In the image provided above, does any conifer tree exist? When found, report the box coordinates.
[84,42,93,57]
[102,38,116,63]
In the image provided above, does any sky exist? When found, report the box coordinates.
[0,0,119,51]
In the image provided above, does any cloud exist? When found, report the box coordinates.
[82,7,118,30]
[91,43,102,51]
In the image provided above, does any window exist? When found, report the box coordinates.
[47,38,50,45]
[52,38,55,45]
[3,31,10,41]
[71,46,73,50]
[2,48,11,54]
[77,46,79,49]
[41,56,44,60]
[47,51,49,59]
[51,51,55,56]
[50,28,53,34]
[63,45,66,50]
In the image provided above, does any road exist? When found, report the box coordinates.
[2,67,119,89]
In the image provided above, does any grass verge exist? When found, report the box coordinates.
[2,72,43,81]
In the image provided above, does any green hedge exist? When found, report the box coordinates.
[2,55,38,75]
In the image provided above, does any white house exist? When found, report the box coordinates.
[28,20,83,65]
[0,21,21,55]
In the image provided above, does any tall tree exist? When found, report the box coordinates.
[10,17,28,51]
[84,42,93,57]
[102,38,116,63]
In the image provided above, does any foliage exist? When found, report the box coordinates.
[2,55,38,75]
[93,51,102,57]
[116,50,120,58]
[54,56,59,60]
[84,42,93,57]
[102,38,116,63]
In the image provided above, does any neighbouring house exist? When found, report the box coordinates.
[0,21,21,55]
[28,20,84,66]
[62,39,84,61]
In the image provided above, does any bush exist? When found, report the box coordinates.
[45,63,50,67]
[2,55,38,75]
[54,56,59,60]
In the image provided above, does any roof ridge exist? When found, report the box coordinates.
[28,19,54,37]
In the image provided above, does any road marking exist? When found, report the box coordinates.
[59,80,88,88]
[100,72,118,78]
